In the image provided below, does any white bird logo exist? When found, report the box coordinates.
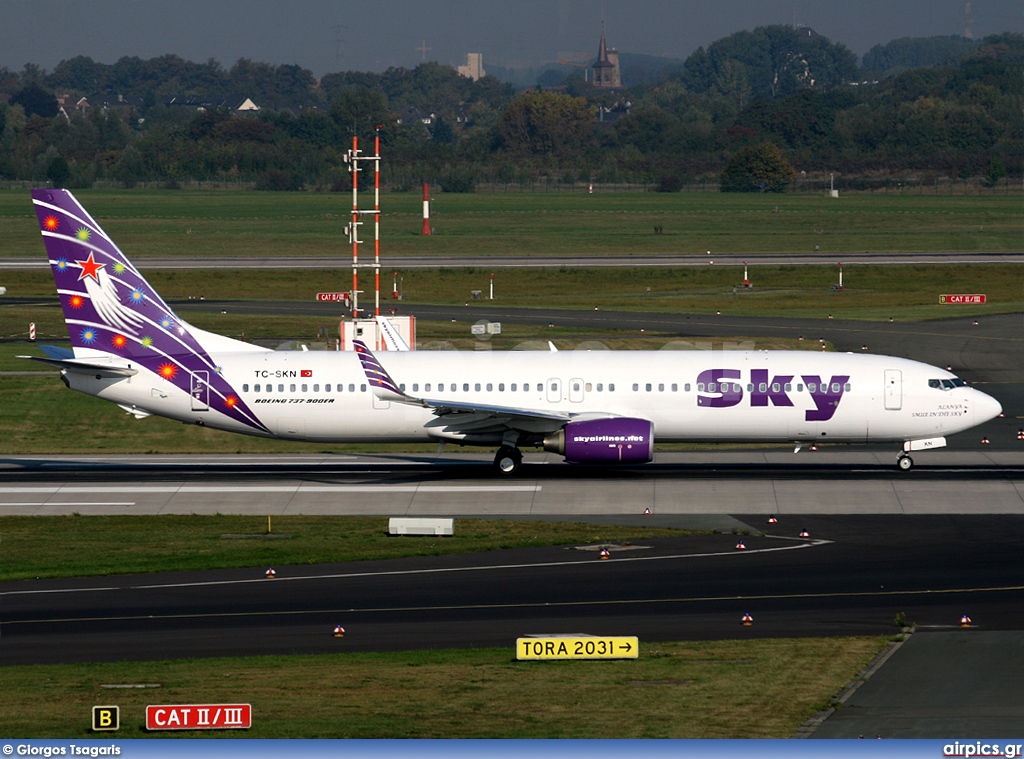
[76,252,146,335]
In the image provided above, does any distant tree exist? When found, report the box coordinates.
[46,155,70,187]
[329,88,390,137]
[683,25,858,100]
[720,142,795,192]
[982,157,1006,187]
[113,144,145,187]
[497,91,595,156]
[861,36,979,73]
[11,82,58,118]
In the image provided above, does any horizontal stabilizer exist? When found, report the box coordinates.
[19,355,137,378]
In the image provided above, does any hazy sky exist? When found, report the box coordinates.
[2,0,1021,77]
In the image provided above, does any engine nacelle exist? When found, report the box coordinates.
[543,418,654,465]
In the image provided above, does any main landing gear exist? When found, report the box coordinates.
[493,445,523,475]
[897,453,913,471]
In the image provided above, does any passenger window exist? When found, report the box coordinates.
[684,383,690,392]
[487,383,493,391]
[290,384,296,393]
[585,383,592,392]
[498,383,504,391]
[463,383,470,392]
[609,383,615,392]
[326,384,332,392]
[399,383,405,391]
[633,383,639,391]
[475,383,481,391]
[301,384,308,392]
[413,383,419,392]
[313,384,319,392]
[425,383,431,392]
[671,383,677,392]
[244,384,250,392]
[349,384,355,392]
[797,384,804,392]
[360,384,367,392]
[831,383,840,393]
[807,383,817,392]
[511,383,517,391]
[845,383,852,392]
[279,384,285,392]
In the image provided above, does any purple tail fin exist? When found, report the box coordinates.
[31,188,269,434]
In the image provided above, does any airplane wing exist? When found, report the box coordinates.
[352,339,575,435]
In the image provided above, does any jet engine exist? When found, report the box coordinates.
[542,417,654,464]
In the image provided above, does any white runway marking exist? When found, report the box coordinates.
[0,540,826,597]
[0,485,540,495]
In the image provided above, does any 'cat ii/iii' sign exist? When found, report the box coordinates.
[940,294,987,304]
[517,636,638,660]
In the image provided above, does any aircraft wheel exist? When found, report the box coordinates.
[897,454,913,471]
[494,446,522,475]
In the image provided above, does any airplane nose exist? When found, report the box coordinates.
[974,389,1003,422]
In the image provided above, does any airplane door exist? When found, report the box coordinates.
[546,378,562,403]
[190,371,209,411]
[569,378,585,403]
[884,370,902,410]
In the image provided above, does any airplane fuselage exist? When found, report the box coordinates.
[67,348,998,447]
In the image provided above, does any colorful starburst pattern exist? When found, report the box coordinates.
[129,288,145,304]
[141,336,154,348]
[224,395,238,408]
[112,334,128,350]
[158,363,178,380]
[54,259,69,272]
[44,216,59,231]
[113,262,127,275]
[80,328,97,344]
[75,227,91,241]
[160,316,174,330]
[68,294,84,309]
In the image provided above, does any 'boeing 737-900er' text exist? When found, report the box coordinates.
[25,189,1002,474]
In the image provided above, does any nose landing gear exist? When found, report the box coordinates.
[897,453,913,471]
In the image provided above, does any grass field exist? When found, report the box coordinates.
[0,637,891,738]
[2,189,1020,260]
[0,515,705,581]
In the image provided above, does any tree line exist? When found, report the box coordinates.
[0,27,1020,193]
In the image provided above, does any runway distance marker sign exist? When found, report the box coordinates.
[517,636,638,660]
[146,703,251,730]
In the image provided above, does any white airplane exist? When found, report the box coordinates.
[25,188,1002,474]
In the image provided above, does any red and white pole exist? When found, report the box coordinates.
[421,183,431,236]
[838,262,844,291]
[489,272,494,300]
[392,271,398,300]
[29,322,36,341]
[374,129,381,317]
[743,261,749,287]
[351,135,359,319]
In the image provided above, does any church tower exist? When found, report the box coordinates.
[591,25,621,88]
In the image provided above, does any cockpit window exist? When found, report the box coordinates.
[929,378,967,390]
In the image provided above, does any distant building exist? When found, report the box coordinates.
[591,26,621,88]
[457,53,485,81]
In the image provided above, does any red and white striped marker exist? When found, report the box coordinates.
[421,183,431,236]
[29,322,36,341]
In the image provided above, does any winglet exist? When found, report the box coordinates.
[353,339,404,398]
[377,315,410,351]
